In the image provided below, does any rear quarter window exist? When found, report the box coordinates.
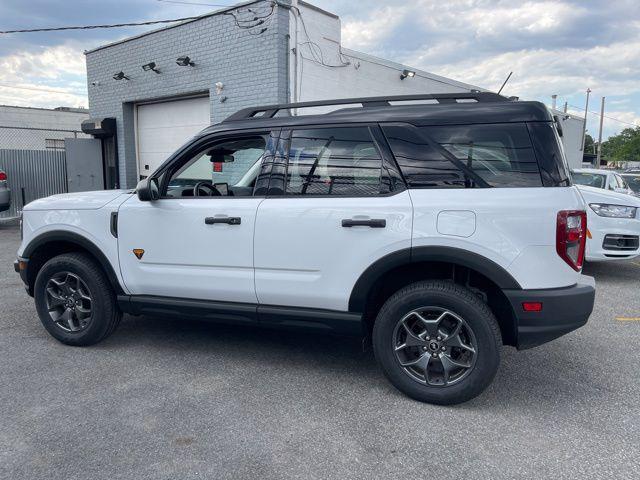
[383,123,543,188]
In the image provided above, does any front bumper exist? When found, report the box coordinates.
[586,214,640,261]
[504,280,595,350]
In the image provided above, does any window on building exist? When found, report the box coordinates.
[285,127,383,196]
[45,139,66,150]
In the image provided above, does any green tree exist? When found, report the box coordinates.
[584,134,595,154]
[601,127,640,163]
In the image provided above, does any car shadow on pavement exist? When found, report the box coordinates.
[98,313,604,410]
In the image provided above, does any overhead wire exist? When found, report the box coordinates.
[565,103,639,128]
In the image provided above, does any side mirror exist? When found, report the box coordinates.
[136,178,160,201]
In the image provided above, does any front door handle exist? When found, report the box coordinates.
[205,216,241,225]
[341,218,386,228]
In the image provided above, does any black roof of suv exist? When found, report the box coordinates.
[200,92,554,136]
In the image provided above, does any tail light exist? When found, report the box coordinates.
[0,171,6,181]
[556,210,587,271]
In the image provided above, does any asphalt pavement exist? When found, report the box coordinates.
[1,220,638,479]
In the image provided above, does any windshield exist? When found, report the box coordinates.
[622,174,640,193]
[571,172,606,189]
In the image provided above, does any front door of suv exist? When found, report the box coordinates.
[117,130,277,303]
[254,126,413,312]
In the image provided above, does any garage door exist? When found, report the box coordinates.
[136,96,210,177]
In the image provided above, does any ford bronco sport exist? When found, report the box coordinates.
[15,93,595,405]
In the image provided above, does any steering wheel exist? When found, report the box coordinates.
[193,182,221,197]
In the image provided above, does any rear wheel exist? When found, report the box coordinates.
[373,280,501,405]
[34,252,122,346]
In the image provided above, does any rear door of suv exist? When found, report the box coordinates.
[253,125,412,312]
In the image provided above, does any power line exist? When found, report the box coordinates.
[0,16,201,34]
[566,103,639,127]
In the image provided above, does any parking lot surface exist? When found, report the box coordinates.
[1,220,639,479]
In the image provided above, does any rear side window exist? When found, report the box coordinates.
[527,122,571,186]
[285,127,382,196]
[383,123,543,188]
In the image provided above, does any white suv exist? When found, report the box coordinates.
[15,93,595,405]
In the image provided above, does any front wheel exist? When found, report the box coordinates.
[373,281,501,405]
[34,252,122,346]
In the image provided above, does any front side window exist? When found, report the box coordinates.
[284,127,383,196]
[571,171,606,189]
[164,134,270,197]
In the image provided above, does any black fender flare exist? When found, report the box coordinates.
[22,230,125,295]
[348,246,522,313]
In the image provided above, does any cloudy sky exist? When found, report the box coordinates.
[0,0,638,139]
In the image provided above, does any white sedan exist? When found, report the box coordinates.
[572,168,634,196]
[576,185,640,262]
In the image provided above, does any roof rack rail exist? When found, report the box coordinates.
[224,91,510,122]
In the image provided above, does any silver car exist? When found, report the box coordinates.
[0,168,10,212]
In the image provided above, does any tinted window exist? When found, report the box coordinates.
[424,123,542,187]
[285,127,382,196]
[382,125,466,188]
[527,123,571,187]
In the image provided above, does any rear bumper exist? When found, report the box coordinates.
[504,280,595,349]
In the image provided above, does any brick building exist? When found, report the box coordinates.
[86,0,480,188]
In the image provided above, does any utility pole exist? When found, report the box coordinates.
[563,102,568,113]
[551,94,557,110]
[580,88,591,152]
[596,97,605,167]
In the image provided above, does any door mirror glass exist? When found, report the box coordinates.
[136,177,160,201]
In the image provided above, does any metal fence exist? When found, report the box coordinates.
[0,149,68,219]
[0,125,88,151]
[0,126,89,219]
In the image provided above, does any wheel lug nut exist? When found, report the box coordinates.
[441,346,446,351]
[437,336,442,341]
[425,336,430,341]
[432,353,438,358]
[422,346,428,351]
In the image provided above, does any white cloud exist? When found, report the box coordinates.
[0,44,87,108]
[0,44,86,81]
[342,5,408,49]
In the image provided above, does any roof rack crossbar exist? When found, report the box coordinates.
[224,91,508,122]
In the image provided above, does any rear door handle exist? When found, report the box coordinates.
[205,216,241,225]
[341,218,386,228]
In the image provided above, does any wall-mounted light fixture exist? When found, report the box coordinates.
[112,71,130,81]
[176,56,195,67]
[142,62,160,74]
[400,69,416,80]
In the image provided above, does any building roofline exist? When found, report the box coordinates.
[84,0,272,54]
[297,0,339,19]
[551,108,584,121]
[0,104,89,113]
[340,47,484,92]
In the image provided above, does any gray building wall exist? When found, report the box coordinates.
[86,1,290,188]
[0,106,89,150]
